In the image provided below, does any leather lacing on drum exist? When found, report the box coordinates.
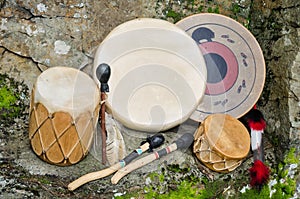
[29,97,100,166]
[194,134,242,172]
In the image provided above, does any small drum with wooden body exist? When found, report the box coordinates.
[29,67,100,166]
[193,114,250,172]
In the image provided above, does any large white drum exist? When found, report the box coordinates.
[93,18,207,132]
[29,67,100,166]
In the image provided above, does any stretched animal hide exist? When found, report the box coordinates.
[105,113,127,166]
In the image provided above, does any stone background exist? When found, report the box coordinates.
[250,0,300,159]
[0,0,299,198]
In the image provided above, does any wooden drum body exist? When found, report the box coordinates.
[193,114,250,172]
[29,67,100,166]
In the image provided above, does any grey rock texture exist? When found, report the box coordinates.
[250,0,300,158]
[0,0,156,89]
[0,0,299,198]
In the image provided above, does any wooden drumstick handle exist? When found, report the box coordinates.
[96,63,111,165]
[68,143,150,191]
[68,163,120,191]
[68,134,165,191]
[100,93,107,164]
[111,133,194,184]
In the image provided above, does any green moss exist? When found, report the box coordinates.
[165,9,182,22]
[115,147,298,199]
[167,164,190,173]
[145,180,198,199]
[230,3,241,20]
[197,5,203,12]
[207,7,213,13]
[239,147,299,199]
[147,172,165,183]
[0,87,17,111]
[115,193,141,199]
[232,3,240,15]
[239,185,271,199]
[0,74,22,120]
[214,6,220,14]
[198,178,226,199]
[142,177,227,199]
[117,164,230,199]
[284,147,298,165]
[271,147,299,198]
[39,178,52,185]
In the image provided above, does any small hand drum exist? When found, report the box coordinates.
[193,114,250,172]
[29,67,100,166]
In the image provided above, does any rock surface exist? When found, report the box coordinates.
[0,0,299,198]
[250,0,300,158]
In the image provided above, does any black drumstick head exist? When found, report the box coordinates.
[141,134,165,152]
[96,63,111,92]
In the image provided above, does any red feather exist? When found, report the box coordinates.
[248,118,266,131]
[249,160,270,187]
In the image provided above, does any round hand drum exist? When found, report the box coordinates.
[93,18,207,132]
[193,114,250,172]
[176,14,266,121]
[29,67,100,166]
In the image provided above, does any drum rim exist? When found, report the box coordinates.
[35,66,100,117]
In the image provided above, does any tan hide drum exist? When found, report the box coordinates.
[29,67,100,166]
[193,114,250,172]
[93,18,206,132]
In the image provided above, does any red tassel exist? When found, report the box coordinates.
[249,160,270,187]
[242,107,270,189]
[248,118,266,131]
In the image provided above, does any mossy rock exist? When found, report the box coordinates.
[0,73,29,126]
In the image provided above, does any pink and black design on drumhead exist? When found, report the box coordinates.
[192,27,238,95]
[176,14,265,121]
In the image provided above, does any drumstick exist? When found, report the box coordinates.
[68,134,165,191]
[96,63,111,165]
[111,133,194,184]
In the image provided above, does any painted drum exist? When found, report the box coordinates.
[176,13,266,121]
[93,18,207,132]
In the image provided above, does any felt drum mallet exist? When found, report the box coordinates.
[68,134,165,191]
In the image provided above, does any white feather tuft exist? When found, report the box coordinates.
[250,129,263,151]
[105,113,127,166]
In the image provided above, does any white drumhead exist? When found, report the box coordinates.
[93,18,206,132]
[176,14,265,121]
[35,67,100,118]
